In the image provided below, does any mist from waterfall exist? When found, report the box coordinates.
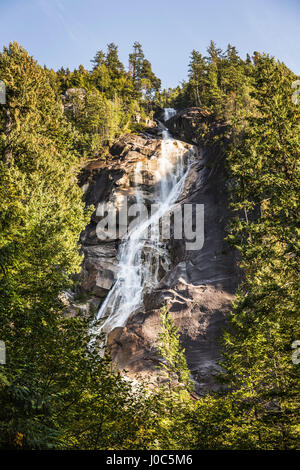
[95,109,194,334]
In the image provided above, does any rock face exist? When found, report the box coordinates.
[79,110,240,393]
[79,132,194,301]
[79,133,162,302]
[159,107,211,144]
[62,88,86,115]
[164,107,229,147]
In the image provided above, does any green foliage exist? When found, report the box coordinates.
[0,42,150,450]
[0,40,299,451]
[65,88,131,157]
[154,44,300,451]
[55,41,161,156]
[129,42,145,84]
[165,40,255,132]
[220,54,300,449]
[129,42,161,99]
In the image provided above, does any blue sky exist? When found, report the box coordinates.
[1,0,299,88]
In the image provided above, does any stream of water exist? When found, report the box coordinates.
[95,109,194,333]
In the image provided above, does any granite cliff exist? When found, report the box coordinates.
[78,108,240,392]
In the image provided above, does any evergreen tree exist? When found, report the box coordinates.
[188,49,207,107]
[129,41,145,84]
[220,54,300,449]
[157,306,193,391]
[105,43,124,79]
[91,49,106,69]
[0,41,88,447]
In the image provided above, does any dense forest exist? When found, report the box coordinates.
[0,40,299,449]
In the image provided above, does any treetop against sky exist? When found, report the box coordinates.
[1,0,299,88]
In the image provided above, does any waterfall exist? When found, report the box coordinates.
[94,109,194,334]
[163,107,177,121]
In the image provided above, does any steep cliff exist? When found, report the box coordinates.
[78,109,240,393]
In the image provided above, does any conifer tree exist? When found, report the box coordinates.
[188,49,207,107]
[91,49,106,69]
[0,42,140,450]
[105,43,124,79]
[129,41,145,84]
[157,306,193,391]
[221,54,300,449]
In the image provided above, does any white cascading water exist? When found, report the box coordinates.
[95,109,194,334]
